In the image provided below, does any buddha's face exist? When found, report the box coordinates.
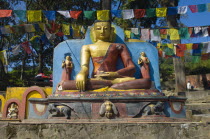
[94,22,111,41]
[66,56,71,60]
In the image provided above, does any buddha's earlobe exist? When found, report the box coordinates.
[92,28,97,42]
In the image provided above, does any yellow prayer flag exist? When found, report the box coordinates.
[27,10,42,22]
[156,8,167,17]
[38,23,45,31]
[167,44,174,49]
[72,24,82,37]
[186,43,193,50]
[97,10,110,20]
[62,24,70,35]
[160,34,167,39]
[0,50,7,65]
[124,30,131,39]
[168,29,180,40]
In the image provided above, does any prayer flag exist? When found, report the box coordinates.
[131,28,139,35]
[176,44,186,57]
[13,10,26,21]
[164,47,174,56]
[160,29,167,35]
[0,10,12,17]
[206,42,210,53]
[189,5,198,13]
[24,24,35,32]
[186,44,193,50]
[192,44,202,56]
[168,29,180,40]
[150,29,161,42]
[208,3,210,12]
[202,43,208,54]
[202,27,209,37]
[43,11,56,21]
[191,56,200,63]
[12,45,21,56]
[0,50,8,65]
[201,53,210,60]
[70,11,82,19]
[188,27,193,36]
[122,9,134,19]
[21,41,32,54]
[97,10,110,20]
[177,6,187,14]
[111,10,122,18]
[0,26,12,34]
[62,24,70,35]
[153,29,160,36]
[156,17,168,27]
[194,27,202,37]
[130,32,140,39]
[146,8,156,17]
[167,7,177,15]
[124,30,131,39]
[44,27,56,40]
[156,8,167,17]
[57,11,71,18]
[192,43,199,49]
[84,11,95,19]
[38,23,45,32]
[179,27,190,39]
[72,24,82,38]
[27,10,42,22]
[197,4,207,12]
[134,9,145,18]
[140,29,150,41]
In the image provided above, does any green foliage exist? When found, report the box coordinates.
[185,59,210,75]
[159,58,174,81]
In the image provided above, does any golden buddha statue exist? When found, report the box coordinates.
[58,21,151,91]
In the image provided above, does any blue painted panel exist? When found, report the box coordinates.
[53,24,161,91]
[28,103,49,119]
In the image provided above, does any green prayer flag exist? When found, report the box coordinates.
[153,29,160,36]
[84,11,96,20]
[164,47,174,56]
[191,56,201,63]
[146,8,156,17]
[179,28,190,39]
[13,10,26,21]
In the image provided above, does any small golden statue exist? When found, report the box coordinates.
[138,52,150,79]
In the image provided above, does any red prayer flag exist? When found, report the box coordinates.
[201,53,210,60]
[21,41,32,54]
[160,29,167,35]
[70,11,82,19]
[189,5,198,13]
[134,9,145,18]
[176,44,186,57]
[0,10,12,17]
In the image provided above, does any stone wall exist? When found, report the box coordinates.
[0,122,209,139]
[186,74,210,89]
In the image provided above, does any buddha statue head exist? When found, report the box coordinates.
[91,20,115,42]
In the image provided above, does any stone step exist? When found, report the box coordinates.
[185,91,210,102]
[192,114,210,123]
[186,103,210,115]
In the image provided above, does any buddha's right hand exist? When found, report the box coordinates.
[76,72,87,91]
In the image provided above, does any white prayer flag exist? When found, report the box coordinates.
[131,28,139,35]
[150,29,161,42]
[140,29,150,41]
[122,9,134,19]
[57,11,71,18]
[202,27,209,37]
[178,6,187,14]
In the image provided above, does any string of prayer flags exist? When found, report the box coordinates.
[177,6,188,14]
[97,10,110,20]
[21,41,32,54]
[0,10,12,17]
[164,46,174,56]
[156,8,167,17]
[146,8,156,17]
[131,28,139,35]
[150,29,161,42]
[84,11,95,20]
[192,44,202,56]
[12,45,21,56]
[0,26,12,34]
[43,11,56,21]
[197,4,207,12]
[111,10,122,18]
[189,5,198,13]
[122,9,134,19]
[72,24,82,38]
[70,11,82,19]
[57,11,71,18]
[38,23,45,32]
[44,27,56,40]
[134,9,145,18]
[167,7,178,15]
[13,10,26,21]
[186,43,193,50]
[168,29,180,40]
[62,24,70,35]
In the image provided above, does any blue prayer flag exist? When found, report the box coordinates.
[167,7,178,15]
[43,11,56,21]
[111,10,122,18]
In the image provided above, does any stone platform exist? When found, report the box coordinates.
[28,90,187,120]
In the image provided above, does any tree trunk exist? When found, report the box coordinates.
[20,51,27,80]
